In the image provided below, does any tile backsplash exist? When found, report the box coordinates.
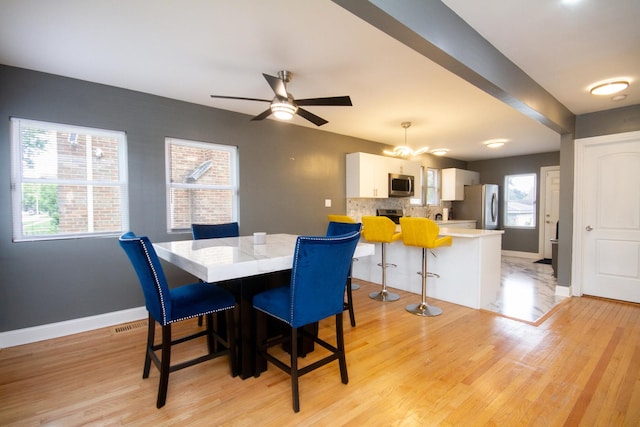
[345,198,450,222]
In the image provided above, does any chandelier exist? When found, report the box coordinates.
[383,122,429,157]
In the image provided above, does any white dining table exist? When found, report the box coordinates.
[154,233,375,283]
[153,232,375,378]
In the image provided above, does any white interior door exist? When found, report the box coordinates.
[577,132,640,303]
[541,168,560,259]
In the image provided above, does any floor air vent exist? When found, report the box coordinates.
[113,320,147,334]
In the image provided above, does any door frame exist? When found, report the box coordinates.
[572,130,640,297]
[538,165,560,258]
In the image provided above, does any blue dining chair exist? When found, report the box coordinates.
[191,222,240,326]
[326,221,362,327]
[119,232,237,408]
[253,231,361,412]
[191,222,239,240]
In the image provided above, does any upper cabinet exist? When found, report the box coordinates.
[346,153,422,198]
[346,152,389,198]
[387,157,415,175]
[441,168,480,201]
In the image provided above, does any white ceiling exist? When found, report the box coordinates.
[1,0,638,161]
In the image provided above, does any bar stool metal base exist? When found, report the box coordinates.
[369,290,400,302]
[406,302,442,317]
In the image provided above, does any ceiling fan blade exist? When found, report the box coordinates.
[263,73,288,100]
[296,96,352,107]
[251,109,272,121]
[296,107,328,126]
[211,95,271,103]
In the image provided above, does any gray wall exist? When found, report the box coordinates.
[468,152,560,253]
[557,104,640,288]
[0,65,465,331]
[575,105,640,139]
[4,64,638,331]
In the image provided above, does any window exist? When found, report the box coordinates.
[166,138,238,232]
[10,118,129,241]
[409,166,424,205]
[409,167,438,206]
[426,167,440,206]
[504,173,537,228]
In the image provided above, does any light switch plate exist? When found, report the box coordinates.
[325,199,332,207]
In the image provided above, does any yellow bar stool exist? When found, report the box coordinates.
[399,217,452,316]
[361,216,402,302]
[327,214,355,223]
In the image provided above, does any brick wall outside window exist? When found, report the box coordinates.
[167,139,237,231]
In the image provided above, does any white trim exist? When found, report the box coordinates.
[501,250,539,259]
[0,306,147,349]
[538,165,560,257]
[165,137,239,233]
[572,130,640,297]
[555,286,571,297]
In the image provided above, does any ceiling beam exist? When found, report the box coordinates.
[332,0,575,134]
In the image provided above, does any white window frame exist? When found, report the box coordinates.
[165,138,239,233]
[426,167,440,206]
[504,173,537,229]
[10,118,129,242]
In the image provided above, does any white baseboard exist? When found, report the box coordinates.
[555,286,571,297]
[501,250,540,259]
[0,306,147,349]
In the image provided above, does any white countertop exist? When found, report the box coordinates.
[438,227,504,238]
[434,220,475,224]
[154,233,375,283]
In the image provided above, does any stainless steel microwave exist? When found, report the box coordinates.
[388,173,414,197]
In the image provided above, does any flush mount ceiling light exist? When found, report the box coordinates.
[270,99,298,120]
[484,138,508,148]
[589,80,629,96]
[383,122,429,157]
[430,149,449,156]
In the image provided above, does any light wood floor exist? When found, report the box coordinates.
[1,282,639,426]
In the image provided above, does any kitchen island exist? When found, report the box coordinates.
[353,227,504,310]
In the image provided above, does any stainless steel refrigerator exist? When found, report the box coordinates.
[452,184,499,229]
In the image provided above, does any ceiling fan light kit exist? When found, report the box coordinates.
[211,70,352,126]
[589,80,629,96]
[270,100,297,120]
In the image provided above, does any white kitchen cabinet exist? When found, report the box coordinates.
[388,157,421,177]
[441,168,480,201]
[346,152,389,198]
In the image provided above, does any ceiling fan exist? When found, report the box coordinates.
[210,70,352,126]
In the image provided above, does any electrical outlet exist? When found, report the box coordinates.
[325,199,332,208]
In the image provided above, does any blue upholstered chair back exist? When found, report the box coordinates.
[289,232,360,328]
[119,232,172,325]
[191,222,239,240]
[326,221,362,237]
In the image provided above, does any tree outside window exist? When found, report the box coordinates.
[10,118,128,241]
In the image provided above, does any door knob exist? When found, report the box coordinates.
[585,225,593,231]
